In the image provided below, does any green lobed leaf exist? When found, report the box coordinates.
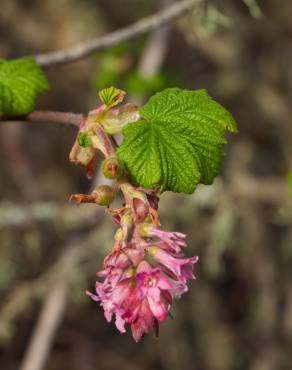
[117,88,237,194]
[0,58,49,116]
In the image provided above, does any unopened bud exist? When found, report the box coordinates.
[102,156,123,179]
[125,266,136,277]
[93,185,116,206]
[121,214,133,227]
[147,246,158,257]
[114,228,124,241]
[139,223,153,237]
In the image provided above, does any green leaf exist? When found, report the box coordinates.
[118,88,237,193]
[0,58,49,116]
[78,132,92,148]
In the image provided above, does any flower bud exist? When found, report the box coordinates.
[147,245,158,257]
[93,185,116,206]
[102,156,123,179]
[139,223,153,237]
[114,228,124,241]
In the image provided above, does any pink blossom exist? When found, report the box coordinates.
[140,224,187,254]
[130,300,157,342]
[120,262,172,341]
[148,246,198,283]
[87,259,185,341]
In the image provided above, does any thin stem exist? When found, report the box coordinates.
[34,0,201,68]
[0,110,84,127]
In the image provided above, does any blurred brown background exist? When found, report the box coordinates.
[1,0,292,369]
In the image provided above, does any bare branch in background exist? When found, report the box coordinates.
[0,202,100,228]
[0,225,101,342]
[16,223,104,370]
[130,0,172,105]
[16,126,111,370]
[0,110,83,127]
[135,0,174,90]
[34,0,201,68]
[19,281,68,370]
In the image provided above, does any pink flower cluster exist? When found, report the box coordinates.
[87,183,198,342]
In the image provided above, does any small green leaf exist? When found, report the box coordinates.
[0,58,49,116]
[78,132,92,148]
[99,86,125,108]
[118,88,237,194]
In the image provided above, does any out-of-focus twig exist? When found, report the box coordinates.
[0,224,103,341]
[34,0,201,68]
[16,148,108,370]
[132,0,172,104]
[15,224,104,370]
[229,175,290,204]
[130,21,171,106]
[0,110,83,127]
[242,0,263,19]
[19,281,68,370]
[0,202,100,228]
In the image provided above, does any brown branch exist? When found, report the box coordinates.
[229,175,291,204]
[17,249,75,370]
[0,110,84,127]
[34,0,201,68]
[0,202,101,228]
[19,281,68,370]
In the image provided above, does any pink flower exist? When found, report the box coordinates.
[147,246,198,283]
[140,224,187,254]
[87,259,184,342]
[87,225,199,341]
[130,299,158,342]
[87,273,133,333]
[135,262,171,320]
[121,262,172,341]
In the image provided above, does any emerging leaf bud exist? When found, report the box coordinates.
[92,185,116,206]
[99,86,126,108]
[102,156,123,179]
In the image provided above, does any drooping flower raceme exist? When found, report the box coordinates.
[86,183,198,342]
[69,87,199,342]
